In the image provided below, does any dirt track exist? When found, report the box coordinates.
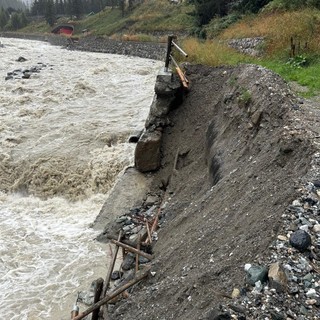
[104,64,320,319]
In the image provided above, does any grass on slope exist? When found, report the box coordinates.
[19,0,194,38]
[72,0,194,36]
[181,9,320,96]
[17,5,320,96]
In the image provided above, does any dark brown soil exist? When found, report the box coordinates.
[106,64,320,320]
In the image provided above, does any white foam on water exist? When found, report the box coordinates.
[0,192,109,320]
[0,37,162,319]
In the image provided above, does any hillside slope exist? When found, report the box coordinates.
[104,64,320,319]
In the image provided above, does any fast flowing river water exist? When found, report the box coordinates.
[0,37,162,319]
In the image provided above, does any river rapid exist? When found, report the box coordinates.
[0,37,162,319]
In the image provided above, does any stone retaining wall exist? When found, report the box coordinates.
[227,37,264,56]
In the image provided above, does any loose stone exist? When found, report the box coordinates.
[289,230,311,251]
[245,265,268,286]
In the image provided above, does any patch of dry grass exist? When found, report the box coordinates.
[181,38,250,66]
[219,9,320,57]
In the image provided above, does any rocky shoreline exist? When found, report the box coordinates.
[0,32,167,61]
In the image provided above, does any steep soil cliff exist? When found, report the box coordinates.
[105,64,320,320]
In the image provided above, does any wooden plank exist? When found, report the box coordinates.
[111,239,154,261]
[72,266,151,320]
[101,231,122,298]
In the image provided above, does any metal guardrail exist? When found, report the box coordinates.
[164,35,189,89]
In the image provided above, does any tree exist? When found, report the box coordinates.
[31,0,47,15]
[19,11,28,27]
[119,0,125,16]
[193,0,230,26]
[70,0,83,18]
[234,0,272,13]
[45,0,56,26]
[10,11,21,30]
[0,7,9,29]
[55,0,65,14]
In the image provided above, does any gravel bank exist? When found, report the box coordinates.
[0,32,167,60]
[100,64,320,320]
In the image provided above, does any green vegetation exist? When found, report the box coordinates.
[71,1,194,36]
[260,59,320,97]
[238,88,252,107]
[0,7,28,31]
[4,0,320,95]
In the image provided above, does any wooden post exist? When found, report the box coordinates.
[101,231,122,299]
[290,37,295,57]
[164,35,174,72]
[176,67,189,89]
[145,220,152,244]
[72,266,151,320]
[111,239,154,260]
[107,232,148,248]
[135,235,141,273]
[91,278,104,320]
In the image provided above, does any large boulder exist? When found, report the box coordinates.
[135,130,162,172]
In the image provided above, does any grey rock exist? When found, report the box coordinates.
[306,288,317,298]
[78,290,94,306]
[111,270,123,281]
[116,215,128,223]
[145,195,158,206]
[205,308,231,320]
[154,70,181,96]
[139,256,150,264]
[289,230,311,251]
[227,37,264,56]
[16,56,27,62]
[270,311,285,320]
[121,253,135,271]
[246,265,268,286]
[135,129,162,172]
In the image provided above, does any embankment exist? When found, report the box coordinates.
[99,64,320,319]
[0,32,166,60]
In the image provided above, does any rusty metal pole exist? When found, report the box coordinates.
[70,292,80,319]
[164,35,174,72]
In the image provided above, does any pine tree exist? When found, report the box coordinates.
[19,11,28,27]
[10,11,21,30]
[0,7,9,30]
[71,0,83,18]
[193,0,230,26]
[45,0,56,26]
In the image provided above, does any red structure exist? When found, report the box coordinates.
[52,25,74,36]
